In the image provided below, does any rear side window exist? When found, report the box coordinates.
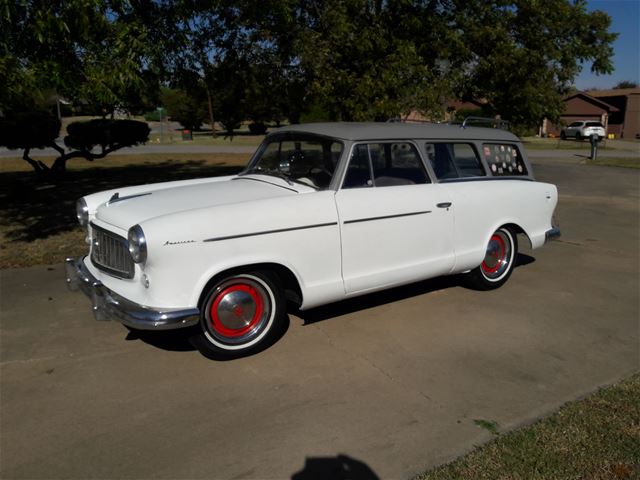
[425,143,485,180]
[585,122,603,127]
[343,142,429,188]
[482,144,528,176]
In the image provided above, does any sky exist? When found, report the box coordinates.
[574,0,640,90]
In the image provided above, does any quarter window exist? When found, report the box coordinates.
[343,143,429,188]
[482,144,528,176]
[425,143,485,180]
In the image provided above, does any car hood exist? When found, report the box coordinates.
[95,175,303,230]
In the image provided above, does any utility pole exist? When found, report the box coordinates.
[158,107,164,143]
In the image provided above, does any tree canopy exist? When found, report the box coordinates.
[165,0,617,128]
[613,81,638,89]
[2,0,619,137]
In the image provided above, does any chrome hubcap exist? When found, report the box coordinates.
[217,289,258,331]
[481,230,512,280]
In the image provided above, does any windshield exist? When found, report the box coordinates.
[242,133,344,190]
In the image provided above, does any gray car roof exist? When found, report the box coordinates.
[272,122,521,142]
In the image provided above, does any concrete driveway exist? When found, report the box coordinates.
[1,154,638,479]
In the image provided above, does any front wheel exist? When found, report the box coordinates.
[560,131,566,140]
[464,227,518,290]
[190,271,286,359]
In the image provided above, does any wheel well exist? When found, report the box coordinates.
[197,263,303,310]
[502,223,532,249]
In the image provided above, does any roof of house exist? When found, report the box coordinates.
[564,92,620,112]
[586,88,640,97]
[272,122,519,142]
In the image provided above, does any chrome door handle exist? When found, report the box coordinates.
[436,202,452,208]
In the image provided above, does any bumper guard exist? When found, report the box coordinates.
[64,257,200,330]
[545,227,561,243]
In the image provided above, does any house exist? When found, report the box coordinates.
[404,99,487,123]
[545,88,640,139]
[544,92,618,137]
[587,88,640,139]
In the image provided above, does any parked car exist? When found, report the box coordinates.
[66,122,560,359]
[560,120,606,141]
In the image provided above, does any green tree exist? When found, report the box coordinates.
[160,87,208,131]
[613,81,638,89]
[0,0,169,115]
[2,0,618,139]
[453,0,617,128]
[180,0,616,127]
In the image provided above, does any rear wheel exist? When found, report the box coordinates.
[465,227,518,290]
[575,132,582,141]
[190,271,286,359]
[560,131,566,140]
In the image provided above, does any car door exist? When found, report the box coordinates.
[334,142,455,294]
[566,121,582,136]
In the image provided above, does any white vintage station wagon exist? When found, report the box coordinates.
[66,122,560,359]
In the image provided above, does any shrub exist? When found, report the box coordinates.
[248,122,268,135]
[143,108,166,122]
[64,119,150,150]
[0,111,61,150]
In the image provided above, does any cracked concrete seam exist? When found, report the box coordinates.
[312,323,434,405]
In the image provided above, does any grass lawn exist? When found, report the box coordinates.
[415,374,640,480]
[586,157,640,169]
[521,136,640,151]
[148,130,266,147]
[0,153,249,269]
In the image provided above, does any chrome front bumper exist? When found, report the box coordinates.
[545,227,561,243]
[64,257,200,330]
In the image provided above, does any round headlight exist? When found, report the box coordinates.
[76,198,89,226]
[128,225,147,264]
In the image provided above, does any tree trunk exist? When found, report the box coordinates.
[206,87,216,138]
[22,148,45,173]
[51,156,67,173]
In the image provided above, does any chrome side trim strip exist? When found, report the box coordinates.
[344,210,431,225]
[437,177,533,184]
[202,222,338,243]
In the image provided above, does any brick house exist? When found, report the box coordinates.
[545,88,640,139]
[587,88,640,139]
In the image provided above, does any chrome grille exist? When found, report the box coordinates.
[90,224,135,279]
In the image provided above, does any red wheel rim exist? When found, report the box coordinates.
[482,233,506,275]
[209,284,265,338]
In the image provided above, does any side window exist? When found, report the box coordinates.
[371,143,429,186]
[343,144,373,188]
[343,143,429,188]
[425,142,485,180]
[482,144,528,176]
